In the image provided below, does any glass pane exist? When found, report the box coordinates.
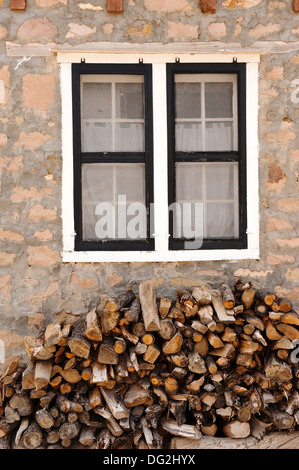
[175,82,201,119]
[176,163,203,201]
[205,202,237,238]
[115,83,144,119]
[205,121,234,151]
[82,83,111,119]
[205,163,237,200]
[81,122,112,152]
[82,163,146,240]
[114,122,144,152]
[205,82,233,118]
[175,122,203,152]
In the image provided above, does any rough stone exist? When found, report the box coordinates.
[17,17,58,38]
[22,74,55,111]
[167,21,198,39]
[27,246,60,267]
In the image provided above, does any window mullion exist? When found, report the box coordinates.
[153,63,169,252]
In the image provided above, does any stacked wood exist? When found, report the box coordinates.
[0,279,298,449]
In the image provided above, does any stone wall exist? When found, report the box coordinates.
[0,0,298,369]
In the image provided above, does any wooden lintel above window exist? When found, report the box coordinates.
[199,0,217,14]
[11,0,26,10]
[107,0,123,14]
[294,0,299,12]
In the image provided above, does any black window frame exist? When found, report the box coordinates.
[72,63,154,252]
[167,62,248,251]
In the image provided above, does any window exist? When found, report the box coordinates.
[72,64,154,251]
[59,50,259,262]
[167,63,247,251]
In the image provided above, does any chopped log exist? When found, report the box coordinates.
[101,308,120,335]
[266,409,295,430]
[170,350,189,367]
[21,361,35,390]
[139,280,160,332]
[211,292,235,322]
[220,282,235,309]
[120,326,139,345]
[9,393,32,417]
[265,320,283,341]
[141,333,155,345]
[128,325,145,342]
[264,353,292,383]
[207,331,224,349]
[160,417,201,439]
[159,297,172,319]
[58,421,80,440]
[34,360,52,390]
[91,361,108,386]
[277,298,292,313]
[281,311,299,326]
[4,406,20,424]
[188,351,207,374]
[241,288,256,310]
[35,409,55,430]
[164,377,179,395]
[60,368,81,384]
[84,308,102,342]
[22,422,43,449]
[45,322,63,347]
[15,417,29,446]
[197,305,214,325]
[162,332,183,355]
[192,286,211,305]
[100,387,129,420]
[114,337,127,354]
[193,336,209,357]
[277,323,299,341]
[255,289,275,306]
[68,319,91,359]
[158,319,176,340]
[124,384,150,407]
[143,344,160,364]
[98,337,118,365]
[107,289,136,312]
[222,420,250,438]
[79,426,96,446]
[124,297,141,323]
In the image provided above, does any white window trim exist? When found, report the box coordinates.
[59,51,260,263]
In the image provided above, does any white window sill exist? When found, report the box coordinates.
[62,248,259,263]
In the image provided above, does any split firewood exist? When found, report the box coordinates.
[160,417,202,439]
[45,322,63,347]
[241,288,256,310]
[124,384,150,407]
[107,289,136,312]
[124,297,141,323]
[68,319,91,359]
[220,282,235,309]
[222,420,250,438]
[98,337,118,365]
[159,297,172,319]
[139,280,160,332]
[100,387,129,420]
[84,308,102,342]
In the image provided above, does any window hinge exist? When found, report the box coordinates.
[81,58,86,64]
[175,57,180,63]
[139,58,143,64]
[233,57,238,63]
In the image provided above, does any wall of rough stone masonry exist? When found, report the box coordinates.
[0,0,298,369]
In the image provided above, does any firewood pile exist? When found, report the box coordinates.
[0,278,299,449]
